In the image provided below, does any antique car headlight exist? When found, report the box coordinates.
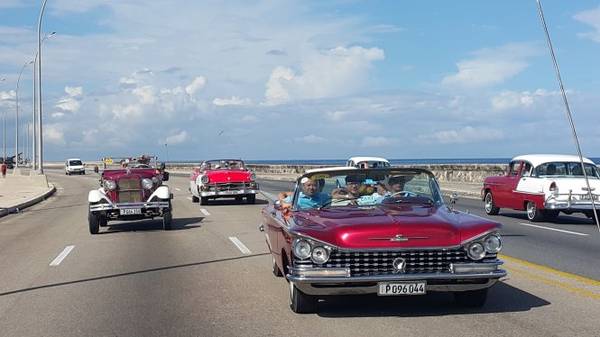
[292,239,312,260]
[250,173,256,181]
[200,175,209,184]
[151,176,159,184]
[483,234,502,253]
[466,242,486,260]
[141,178,154,190]
[103,180,117,191]
[311,246,330,264]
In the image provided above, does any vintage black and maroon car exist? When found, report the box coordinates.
[87,156,172,234]
[261,167,506,313]
[189,159,258,205]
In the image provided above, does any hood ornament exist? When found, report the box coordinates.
[390,234,408,242]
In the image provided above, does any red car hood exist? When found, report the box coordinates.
[102,168,157,180]
[204,169,252,183]
[290,204,499,249]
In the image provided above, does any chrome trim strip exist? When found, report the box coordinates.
[89,201,169,212]
[200,189,258,197]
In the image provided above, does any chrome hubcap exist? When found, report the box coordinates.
[527,202,535,219]
[485,194,492,212]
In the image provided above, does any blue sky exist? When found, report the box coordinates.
[1,0,600,161]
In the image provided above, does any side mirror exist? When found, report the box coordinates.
[159,162,166,170]
[162,171,170,182]
[274,200,282,210]
[449,192,459,210]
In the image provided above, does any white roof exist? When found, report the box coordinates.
[348,156,389,163]
[512,154,595,167]
[305,166,357,174]
[67,158,82,161]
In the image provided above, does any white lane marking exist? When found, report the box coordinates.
[56,187,65,191]
[518,222,589,236]
[186,197,192,201]
[175,188,181,191]
[229,237,252,255]
[49,245,75,266]
[200,208,211,216]
[259,191,278,202]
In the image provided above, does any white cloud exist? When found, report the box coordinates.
[44,124,65,145]
[212,96,252,106]
[491,89,559,111]
[185,76,206,96]
[264,46,384,105]
[165,130,189,145]
[325,110,351,121]
[133,85,156,105]
[55,98,80,113]
[361,136,395,147]
[442,43,539,89]
[0,90,15,108]
[420,126,504,144]
[112,104,143,120]
[574,6,600,43]
[65,86,83,97]
[294,134,327,144]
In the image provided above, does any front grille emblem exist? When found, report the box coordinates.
[392,257,406,273]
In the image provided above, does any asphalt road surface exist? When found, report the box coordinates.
[0,172,598,337]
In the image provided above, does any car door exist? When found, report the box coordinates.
[496,161,523,209]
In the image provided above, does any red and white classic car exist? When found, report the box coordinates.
[189,159,259,205]
[482,154,600,222]
[261,167,506,313]
[87,156,172,234]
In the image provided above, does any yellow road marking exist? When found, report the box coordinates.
[500,254,600,287]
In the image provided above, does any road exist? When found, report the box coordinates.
[0,172,598,337]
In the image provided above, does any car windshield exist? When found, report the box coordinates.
[69,160,82,166]
[203,160,245,170]
[535,162,600,178]
[355,161,391,168]
[292,169,443,210]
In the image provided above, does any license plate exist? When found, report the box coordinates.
[120,208,142,215]
[581,194,599,201]
[378,282,426,296]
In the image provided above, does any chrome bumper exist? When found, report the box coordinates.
[545,195,600,210]
[89,201,170,212]
[200,189,258,197]
[287,262,506,295]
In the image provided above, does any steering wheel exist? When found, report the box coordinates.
[389,190,418,198]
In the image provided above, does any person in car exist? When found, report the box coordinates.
[278,177,331,209]
[332,175,382,205]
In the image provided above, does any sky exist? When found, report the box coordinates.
[1,0,600,161]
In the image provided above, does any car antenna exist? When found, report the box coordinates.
[536,0,600,233]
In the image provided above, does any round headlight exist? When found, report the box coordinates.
[103,180,117,191]
[311,246,330,264]
[292,239,312,260]
[483,234,502,253]
[200,175,209,184]
[250,173,256,181]
[151,176,159,184]
[467,242,486,260]
[142,178,154,190]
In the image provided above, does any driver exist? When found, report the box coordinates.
[331,175,381,206]
[279,177,331,210]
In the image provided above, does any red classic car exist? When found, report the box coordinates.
[261,167,506,313]
[482,154,600,221]
[87,156,172,234]
[189,159,259,205]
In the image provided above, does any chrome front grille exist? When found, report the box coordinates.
[118,177,142,203]
[212,182,253,191]
[296,249,469,276]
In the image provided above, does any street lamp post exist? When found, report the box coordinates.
[15,60,34,169]
[1,78,6,162]
[35,0,49,174]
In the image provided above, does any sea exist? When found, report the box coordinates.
[170,158,600,165]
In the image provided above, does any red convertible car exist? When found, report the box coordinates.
[189,159,259,205]
[261,167,505,313]
[88,156,172,234]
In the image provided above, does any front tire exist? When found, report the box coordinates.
[272,256,283,277]
[526,201,544,222]
[199,197,209,205]
[191,195,199,203]
[454,288,488,308]
[289,281,315,313]
[88,212,100,234]
[484,192,500,215]
[247,194,256,204]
